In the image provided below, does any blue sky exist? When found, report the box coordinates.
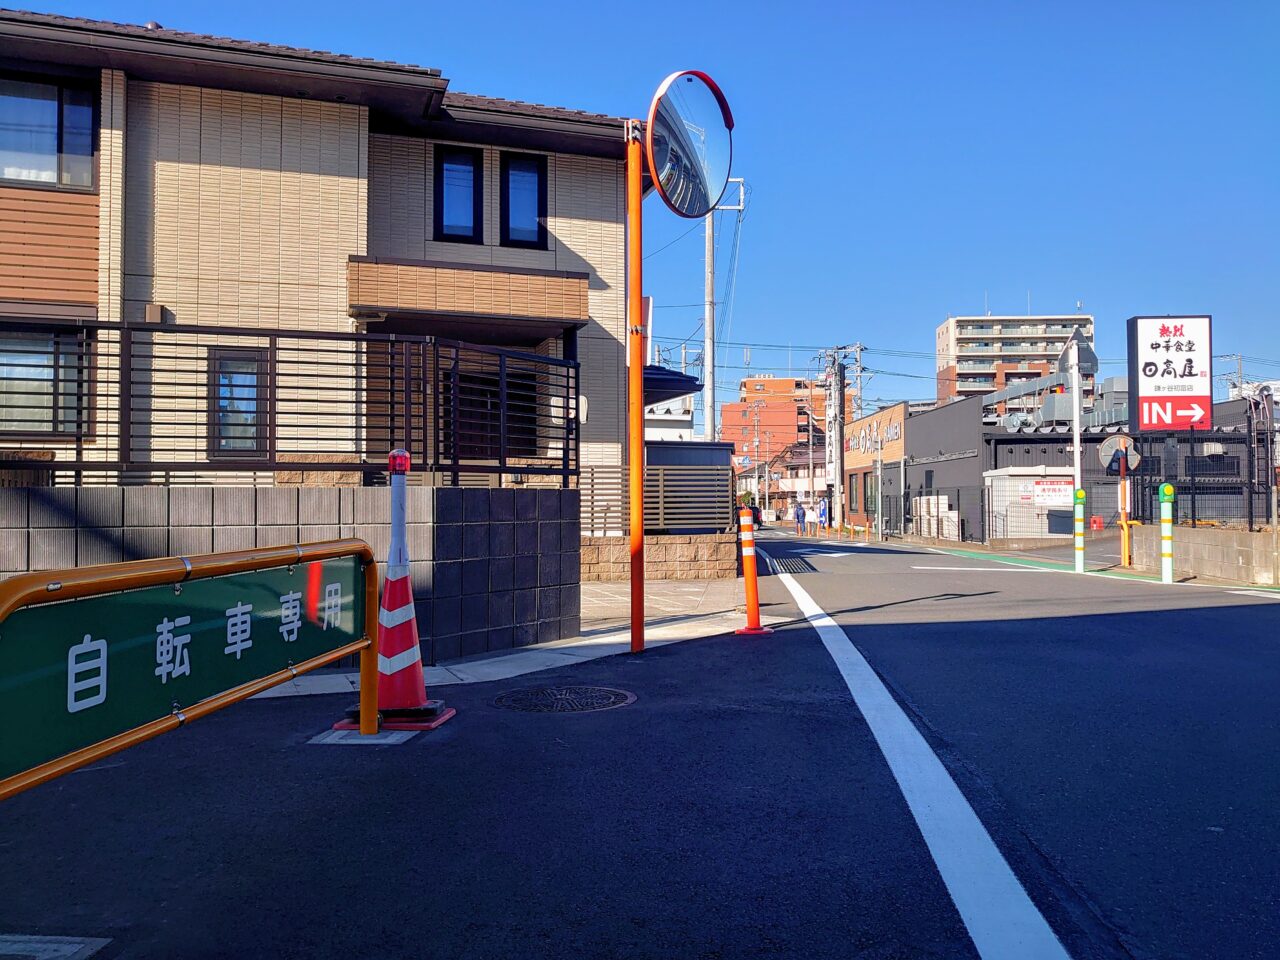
[49,0,1280,409]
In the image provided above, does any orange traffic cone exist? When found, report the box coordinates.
[334,449,455,732]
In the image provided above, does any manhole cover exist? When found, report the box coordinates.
[493,685,636,714]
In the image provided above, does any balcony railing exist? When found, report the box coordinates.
[0,319,578,484]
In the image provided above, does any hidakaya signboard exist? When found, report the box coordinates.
[1127,316,1212,431]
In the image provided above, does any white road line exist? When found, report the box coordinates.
[765,557,1071,960]
[911,565,1046,573]
[1229,590,1280,600]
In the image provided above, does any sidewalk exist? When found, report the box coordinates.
[257,577,780,698]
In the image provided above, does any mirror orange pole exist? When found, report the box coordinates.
[626,122,646,654]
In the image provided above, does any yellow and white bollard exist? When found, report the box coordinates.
[1159,482,1176,584]
[1073,488,1086,574]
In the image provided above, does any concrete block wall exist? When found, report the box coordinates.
[580,533,740,582]
[411,487,581,662]
[0,486,581,659]
[1133,524,1279,586]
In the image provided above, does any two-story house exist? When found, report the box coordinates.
[0,9,639,655]
[0,9,625,488]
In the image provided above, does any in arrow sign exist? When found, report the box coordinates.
[1176,402,1206,420]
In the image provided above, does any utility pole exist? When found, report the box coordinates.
[819,350,849,531]
[852,342,865,420]
[746,398,764,507]
[875,437,884,540]
[833,359,847,530]
[704,210,715,441]
[1070,337,1082,492]
[764,431,773,513]
[703,177,744,442]
[808,372,817,511]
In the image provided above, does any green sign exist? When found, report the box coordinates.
[1159,482,1176,503]
[1074,488,1086,503]
[0,557,364,782]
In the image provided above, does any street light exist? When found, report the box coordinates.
[627,72,734,655]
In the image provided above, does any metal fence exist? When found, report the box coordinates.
[1129,429,1275,531]
[0,319,577,485]
[581,464,735,536]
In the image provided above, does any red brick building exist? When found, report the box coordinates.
[721,374,856,463]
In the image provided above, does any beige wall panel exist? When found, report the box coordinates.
[96,69,126,322]
[125,80,366,333]
[366,139,624,466]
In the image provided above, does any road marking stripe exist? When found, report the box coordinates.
[1229,590,1280,600]
[911,565,1045,573]
[767,560,1071,960]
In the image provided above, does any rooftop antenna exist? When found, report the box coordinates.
[1076,299,1084,313]
[1027,290,1032,316]
[984,290,989,316]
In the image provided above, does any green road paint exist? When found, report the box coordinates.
[927,545,1280,592]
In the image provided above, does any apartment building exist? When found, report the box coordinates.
[721,374,855,462]
[0,10,626,488]
[935,314,1096,412]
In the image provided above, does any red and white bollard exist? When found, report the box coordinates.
[335,449,455,731]
[735,508,773,636]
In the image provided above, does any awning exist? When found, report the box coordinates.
[644,365,702,407]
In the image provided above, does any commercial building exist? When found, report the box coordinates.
[841,403,907,531]
[935,314,1096,412]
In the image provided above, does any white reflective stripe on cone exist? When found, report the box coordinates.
[378,645,421,675]
[378,604,417,629]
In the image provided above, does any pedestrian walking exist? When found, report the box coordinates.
[794,501,806,536]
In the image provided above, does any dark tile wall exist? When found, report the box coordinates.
[407,487,582,663]
[1,486,582,660]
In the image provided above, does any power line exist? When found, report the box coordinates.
[643,220,703,260]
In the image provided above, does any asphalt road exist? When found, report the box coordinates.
[2,536,1277,959]
[757,532,1280,960]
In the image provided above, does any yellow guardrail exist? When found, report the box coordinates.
[0,539,379,802]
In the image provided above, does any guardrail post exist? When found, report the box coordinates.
[1159,482,1176,584]
[1074,487,1086,573]
[358,553,379,736]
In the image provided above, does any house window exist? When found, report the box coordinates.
[438,368,539,460]
[434,146,483,243]
[0,75,94,189]
[500,153,547,249]
[0,330,80,434]
[209,349,269,458]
